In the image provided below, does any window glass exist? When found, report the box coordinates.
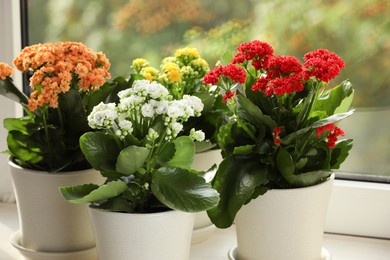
[27,0,390,181]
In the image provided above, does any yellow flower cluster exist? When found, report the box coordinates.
[131,47,209,97]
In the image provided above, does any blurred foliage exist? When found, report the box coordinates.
[28,0,389,107]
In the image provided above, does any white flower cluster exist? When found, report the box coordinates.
[87,80,205,141]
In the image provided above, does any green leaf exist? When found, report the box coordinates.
[3,117,31,134]
[156,142,175,165]
[313,80,354,115]
[233,145,256,155]
[330,139,353,169]
[236,94,277,130]
[165,136,195,169]
[6,132,43,164]
[56,89,90,135]
[80,132,121,172]
[83,82,115,114]
[0,77,28,104]
[194,91,215,113]
[60,180,128,204]
[207,156,269,228]
[116,145,150,175]
[276,148,331,186]
[151,166,220,212]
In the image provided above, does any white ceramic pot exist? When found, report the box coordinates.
[9,160,104,259]
[88,208,195,260]
[233,174,335,260]
[191,149,222,244]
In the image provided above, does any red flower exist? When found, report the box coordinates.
[222,91,237,103]
[251,55,304,96]
[272,127,282,146]
[303,49,345,82]
[316,123,345,148]
[203,64,246,85]
[232,40,274,70]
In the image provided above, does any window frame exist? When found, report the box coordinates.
[1,0,389,239]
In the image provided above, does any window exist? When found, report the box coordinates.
[1,0,389,238]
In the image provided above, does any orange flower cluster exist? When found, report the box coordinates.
[13,42,111,111]
[0,62,14,80]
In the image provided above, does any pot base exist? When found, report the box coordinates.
[228,245,331,260]
[10,231,97,260]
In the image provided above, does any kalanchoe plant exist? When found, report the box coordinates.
[0,42,111,172]
[131,47,229,152]
[60,79,220,213]
[203,40,354,228]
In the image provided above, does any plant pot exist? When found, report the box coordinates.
[191,149,222,244]
[231,174,335,260]
[9,160,104,259]
[88,208,195,260]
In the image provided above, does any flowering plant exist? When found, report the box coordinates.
[131,47,228,151]
[0,42,111,172]
[203,40,354,228]
[60,79,219,213]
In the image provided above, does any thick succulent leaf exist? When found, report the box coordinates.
[207,156,269,228]
[330,139,353,169]
[236,94,277,130]
[151,166,220,212]
[276,147,331,187]
[59,180,128,204]
[313,80,354,115]
[0,77,28,104]
[165,136,195,169]
[80,132,121,172]
[116,145,150,175]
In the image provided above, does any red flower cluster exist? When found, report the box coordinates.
[203,63,246,85]
[251,56,304,96]
[231,40,274,70]
[303,49,345,82]
[222,91,237,103]
[316,123,345,148]
[272,127,282,146]
[204,40,345,100]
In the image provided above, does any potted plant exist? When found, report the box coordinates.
[59,78,220,260]
[202,40,354,259]
[130,47,228,242]
[0,41,111,259]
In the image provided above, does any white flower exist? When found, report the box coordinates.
[141,103,155,118]
[190,128,205,142]
[117,88,133,99]
[155,100,169,114]
[147,81,170,100]
[88,102,117,129]
[118,95,144,111]
[183,95,204,115]
[132,79,149,96]
[171,122,183,136]
[119,119,133,133]
[167,101,185,119]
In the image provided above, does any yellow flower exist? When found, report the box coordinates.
[162,56,176,65]
[141,66,159,81]
[132,58,150,73]
[161,62,181,83]
[175,47,199,60]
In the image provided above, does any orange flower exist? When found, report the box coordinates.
[13,42,111,111]
[0,62,14,79]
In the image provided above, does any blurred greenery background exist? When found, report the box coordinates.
[28,0,389,108]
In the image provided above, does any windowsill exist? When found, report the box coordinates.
[1,203,390,260]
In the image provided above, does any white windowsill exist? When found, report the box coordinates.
[1,203,390,260]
